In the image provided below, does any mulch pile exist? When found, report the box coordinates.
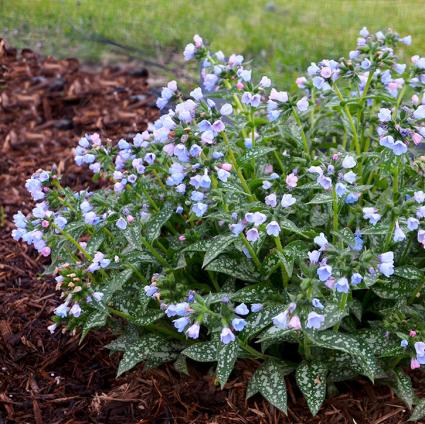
[0,38,424,423]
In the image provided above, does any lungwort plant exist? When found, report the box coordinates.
[13,28,425,418]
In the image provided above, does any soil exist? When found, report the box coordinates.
[0,38,424,424]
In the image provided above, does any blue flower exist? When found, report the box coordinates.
[378,108,392,122]
[335,183,347,197]
[116,217,127,230]
[234,303,249,315]
[192,202,208,217]
[232,318,247,331]
[317,264,332,281]
[220,327,235,344]
[266,221,281,237]
[54,303,69,318]
[186,323,200,339]
[173,317,190,332]
[351,273,363,285]
[220,103,233,116]
[312,298,324,309]
[401,339,408,348]
[335,277,349,293]
[314,233,328,248]
[144,284,159,297]
[251,303,263,312]
[281,194,296,208]
[246,228,259,243]
[306,312,325,329]
[272,311,289,329]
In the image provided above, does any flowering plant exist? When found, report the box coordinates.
[13,28,425,418]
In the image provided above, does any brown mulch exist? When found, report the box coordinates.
[0,38,424,424]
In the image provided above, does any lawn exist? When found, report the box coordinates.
[1,0,425,87]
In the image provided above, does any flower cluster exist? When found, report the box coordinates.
[12,28,425,418]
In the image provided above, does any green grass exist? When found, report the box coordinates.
[1,0,425,87]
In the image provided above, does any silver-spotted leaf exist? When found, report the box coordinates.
[216,339,239,388]
[247,359,288,413]
[296,361,328,415]
[182,341,217,362]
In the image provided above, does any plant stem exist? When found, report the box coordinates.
[140,236,169,268]
[52,223,93,261]
[274,236,289,288]
[334,83,361,156]
[332,185,339,242]
[222,132,255,200]
[292,107,311,159]
[239,233,262,270]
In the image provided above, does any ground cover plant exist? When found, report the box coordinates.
[12,28,425,419]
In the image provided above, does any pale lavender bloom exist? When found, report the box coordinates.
[318,174,332,190]
[378,108,392,122]
[342,155,356,169]
[220,103,233,116]
[54,303,69,318]
[343,171,357,184]
[234,303,249,315]
[281,194,296,208]
[351,273,363,285]
[265,193,277,208]
[251,303,263,312]
[70,304,82,318]
[232,318,247,331]
[296,97,309,112]
[220,327,235,344]
[186,323,200,339]
[173,317,190,332]
[314,233,328,248]
[269,88,288,103]
[414,191,425,203]
[266,221,281,237]
[393,221,406,242]
[272,311,289,329]
[259,76,272,88]
[306,312,325,329]
[407,217,419,231]
[312,298,324,309]
[308,250,321,264]
[335,277,349,293]
[246,228,259,243]
[317,264,332,281]
[245,212,267,226]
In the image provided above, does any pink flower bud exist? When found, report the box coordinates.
[412,132,423,145]
[221,163,232,172]
[410,330,417,337]
[236,81,244,90]
[127,215,135,223]
[288,315,302,330]
[411,358,421,370]
[295,77,307,88]
[41,246,51,257]
[286,173,298,188]
[332,153,340,161]
[264,164,273,174]
[41,220,49,228]
[412,94,420,105]
[179,235,186,241]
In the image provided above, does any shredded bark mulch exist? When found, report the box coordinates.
[0,38,424,423]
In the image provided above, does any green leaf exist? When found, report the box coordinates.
[276,251,294,278]
[130,309,164,326]
[216,339,239,388]
[391,368,413,409]
[305,331,377,381]
[395,266,423,281]
[321,301,349,330]
[247,359,288,413]
[202,235,236,268]
[308,193,333,204]
[145,203,174,242]
[174,354,190,376]
[237,146,276,167]
[356,328,404,357]
[182,341,217,362]
[244,304,285,339]
[409,398,425,421]
[103,269,133,302]
[337,227,355,247]
[81,308,108,339]
[279,218,309,238]
[231,284,277,303]
[372,277,412,299]
[205,255,260,282]
[296,361,328,416]
[361,223,389,235]
[117,334,174,377]
[123,224,143,251]
[86,232,105,256]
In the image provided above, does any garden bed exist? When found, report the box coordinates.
[0,40,424,424]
